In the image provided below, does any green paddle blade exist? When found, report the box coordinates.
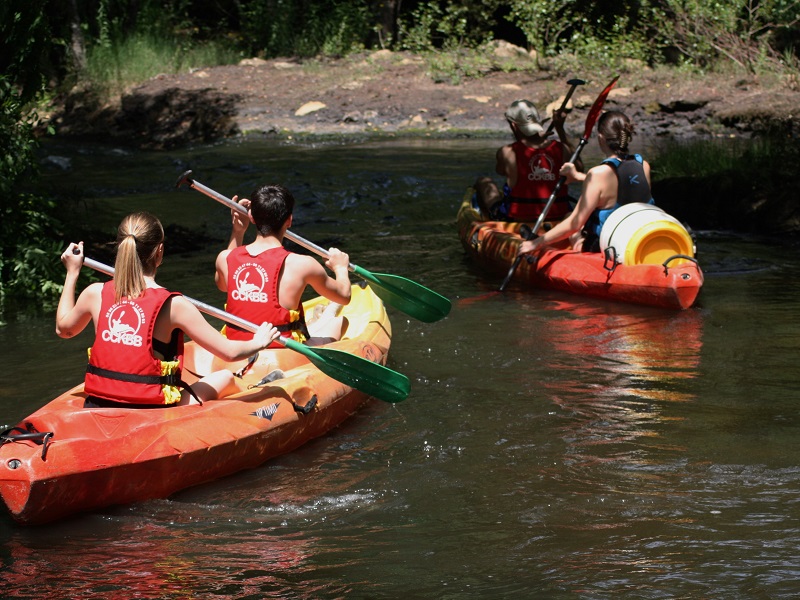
[282,338,410,403]
[353,267,452,323]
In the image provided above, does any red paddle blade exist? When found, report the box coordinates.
[583,75,620,139]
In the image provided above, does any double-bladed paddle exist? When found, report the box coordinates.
[499,75,620,292]
[81,256,411,403]
[175,171,451,323]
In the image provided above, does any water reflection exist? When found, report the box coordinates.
[493,301,711,593]
[540,300,704,462]
[535,303,703,526]
[1,518,326,598]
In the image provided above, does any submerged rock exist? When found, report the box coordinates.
[42,156,72,170]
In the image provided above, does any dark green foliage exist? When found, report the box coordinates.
[0,77,63,322]
[238,0,372,57]
[0,4,64,322]
[398,0,501,51]
[0,1,52,102]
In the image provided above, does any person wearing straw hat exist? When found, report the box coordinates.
[475,99,581,223]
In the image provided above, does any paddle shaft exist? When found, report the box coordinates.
[82,257,278,337]
[181,176,358,271]
[499,76,620,292]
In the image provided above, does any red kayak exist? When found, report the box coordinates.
[0,284,392,525]
[458,192,703,310]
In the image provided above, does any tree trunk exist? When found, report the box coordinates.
[373,0,400,48]
[67,0,87,76]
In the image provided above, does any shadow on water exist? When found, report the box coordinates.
[2,137,800,597]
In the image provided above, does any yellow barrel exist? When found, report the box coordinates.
[599,203,695,265]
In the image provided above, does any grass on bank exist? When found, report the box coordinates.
[84,33,243,98]
[653,136,800,182]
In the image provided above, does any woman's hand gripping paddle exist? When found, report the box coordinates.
[81,256,411,403]
[175,172,452,323]
[499,75,620,292]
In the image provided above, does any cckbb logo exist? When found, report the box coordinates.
[231,263,269,303]
[102,301,145,347]
[527,153,557,181]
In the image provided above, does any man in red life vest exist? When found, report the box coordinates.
[214,184,351,347]
[475,99,582,223]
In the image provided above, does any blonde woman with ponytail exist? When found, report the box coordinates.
[519,110,653,256]
[57,212,280,407]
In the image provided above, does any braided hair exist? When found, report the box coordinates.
[597,110,635,155]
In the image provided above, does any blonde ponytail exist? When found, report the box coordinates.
[113,212,164,301]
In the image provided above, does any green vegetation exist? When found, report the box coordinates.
[0,0,798,320]
[0,77,61,323]
[651,135,800,233]
[1,3,59,323]
[67,0,798,97]
[653,138,759,180]
[240,0,371,59]
[400,1,798,76]
[86,33,242,98]
[654,135,800,181]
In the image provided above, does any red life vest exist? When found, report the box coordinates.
[507,140,570,221]
[85,281,185,405]
[225,245,308,346]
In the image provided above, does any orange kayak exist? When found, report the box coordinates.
[458,192,704,310]
[0,284,392,525]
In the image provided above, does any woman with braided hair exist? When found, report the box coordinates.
[518,110,653,256]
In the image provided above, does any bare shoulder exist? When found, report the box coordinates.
[285,252,318,267]
[587,163,615,181]
[82,281,104,300]
[284,252,322,279]
[167,293,197,314]
[165,294,202,324]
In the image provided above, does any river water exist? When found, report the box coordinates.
[1,137,800,598]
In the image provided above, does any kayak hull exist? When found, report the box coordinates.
[457,192,703,310]
[0,284,391,524]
